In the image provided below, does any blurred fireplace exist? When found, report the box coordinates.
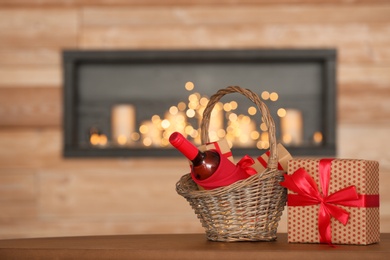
[62,49,336,157]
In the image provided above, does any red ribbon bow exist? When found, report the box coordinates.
[280,159,379,245]
[237,155,257,176]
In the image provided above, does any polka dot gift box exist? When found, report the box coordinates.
[281,158,380,245]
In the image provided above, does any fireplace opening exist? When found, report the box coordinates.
[63,49,336,157]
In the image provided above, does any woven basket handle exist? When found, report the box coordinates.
[200,86,278,170]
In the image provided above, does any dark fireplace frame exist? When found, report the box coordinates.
[63,49,337,158]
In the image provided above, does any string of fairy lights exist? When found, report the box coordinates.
[89,82,323,148]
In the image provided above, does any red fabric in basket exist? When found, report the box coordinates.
[191,150,256,190]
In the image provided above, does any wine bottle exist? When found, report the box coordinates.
[169,132,220,180]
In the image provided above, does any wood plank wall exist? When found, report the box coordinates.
[0,0,390,239]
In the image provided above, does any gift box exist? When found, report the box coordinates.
[281,158,380,245]
[199,141,292,173]
[199,138,234,163]
[252,143,291,173]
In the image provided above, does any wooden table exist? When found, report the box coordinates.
[0,233,389,260]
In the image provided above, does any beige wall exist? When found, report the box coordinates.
[0,0,390,239]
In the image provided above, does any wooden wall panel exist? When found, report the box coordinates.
[0,9,79,48]
[0,128,389,238]
[1,5,386,125]
[37,160,190,217]
[0,49,59,66]
[0,168,38,224]
[338,124,390,168]
[80,23,390,65]
[81,5,390,26]
[0,129,207,239]
[0,201,38,222]
[339,83,390,124]
[0,88,61,127]
[0,129,70,169]
[0,168,37,201]
[0,67,60,87]
[0,1,390,239]
[1,0,390,7]
[339,66,390,86]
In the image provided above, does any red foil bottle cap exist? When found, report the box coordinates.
[169,132,199,161]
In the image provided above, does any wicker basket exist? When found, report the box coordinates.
[176,86,287,242]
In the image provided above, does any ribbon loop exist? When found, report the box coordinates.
[237,155,257,176]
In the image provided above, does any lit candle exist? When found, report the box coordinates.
[280,109,303,146]
[111,104,136,146]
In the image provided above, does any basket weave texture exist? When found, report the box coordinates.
[176,86,287,242]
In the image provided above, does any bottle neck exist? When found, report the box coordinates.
[191,151,205,166]
[169,132,199,160]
